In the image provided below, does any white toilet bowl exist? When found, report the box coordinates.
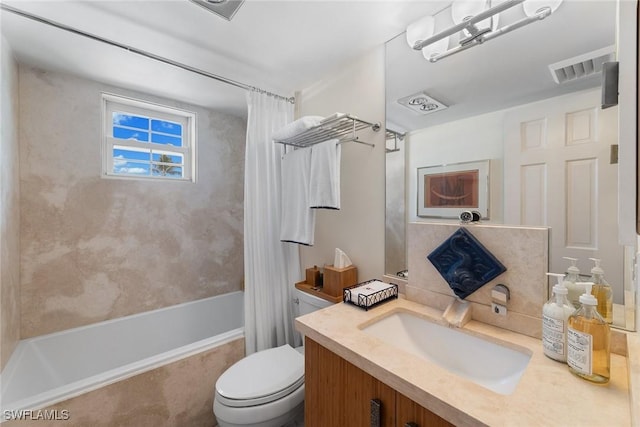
[213,289,333,427]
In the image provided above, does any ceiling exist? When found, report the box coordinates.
[0,1,619,123]
[0,0,450,118]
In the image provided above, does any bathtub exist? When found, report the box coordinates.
[0,291,244,415]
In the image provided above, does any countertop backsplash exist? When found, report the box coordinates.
[407,222,549,338]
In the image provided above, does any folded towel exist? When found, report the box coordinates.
[309,139,341,209]
[280,147,315,246]
[344,280,395,304]
[319,112,347,123]
[273,116,324,141]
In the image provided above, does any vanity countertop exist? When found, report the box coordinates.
[295,297,637,427]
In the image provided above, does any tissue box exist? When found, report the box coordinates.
[323,265,357,297]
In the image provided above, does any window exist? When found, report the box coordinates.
[102,94,196,181]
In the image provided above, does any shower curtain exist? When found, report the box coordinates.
[244,91,302,354]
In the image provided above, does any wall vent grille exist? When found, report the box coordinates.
[548,45,615,84]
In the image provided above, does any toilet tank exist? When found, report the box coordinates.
[294,289,334,317]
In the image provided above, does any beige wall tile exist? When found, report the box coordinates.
[1,36,21,370]
[2,338,244,427]
[18,67,246,338]
[407,222,549,338]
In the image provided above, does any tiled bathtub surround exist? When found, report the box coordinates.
[17,67,246,338]
[2,337,244,427]
[0,36,21,371]
[407,222,549,338]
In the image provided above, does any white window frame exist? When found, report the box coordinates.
[102,93,196,182]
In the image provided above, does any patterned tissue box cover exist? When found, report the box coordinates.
[427,227,507,299]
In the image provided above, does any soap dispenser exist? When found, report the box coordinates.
[542,273,575,362]
[567,282,610,384]
[589,258,613,323]
[562,257,583,306]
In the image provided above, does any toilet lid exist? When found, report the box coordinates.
[215,344,304,408]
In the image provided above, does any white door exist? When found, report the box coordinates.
[504,89,622,301]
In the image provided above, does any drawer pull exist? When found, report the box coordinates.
[370,399,381,427]
[405,423,419,427]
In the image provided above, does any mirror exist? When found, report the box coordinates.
[385,0,636,330]
[385,132,407,278]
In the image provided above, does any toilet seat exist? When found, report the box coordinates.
[215,344,304,408]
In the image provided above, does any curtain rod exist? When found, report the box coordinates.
[1,4,296,104]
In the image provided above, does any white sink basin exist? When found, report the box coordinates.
[361,311,531,395]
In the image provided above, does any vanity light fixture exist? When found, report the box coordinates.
[407,0,563,63]
[451,0,499,38]
[406,15,451,60]
[189,0,244,20]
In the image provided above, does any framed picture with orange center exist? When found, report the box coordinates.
[417,160,490,219]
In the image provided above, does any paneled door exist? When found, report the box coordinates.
[504,89,622,297]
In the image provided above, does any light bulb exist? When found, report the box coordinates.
[406,15,436,49]
[422,36,450,61]
[522,0,563,16]
[451,0,499,34]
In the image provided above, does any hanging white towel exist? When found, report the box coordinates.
[280,147,316,246]
[309,139,341,209]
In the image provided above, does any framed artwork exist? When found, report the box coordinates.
[417,160,490,219]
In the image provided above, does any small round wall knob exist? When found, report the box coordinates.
[459,211,473,223]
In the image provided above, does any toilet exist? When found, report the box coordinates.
[213,289,334,427]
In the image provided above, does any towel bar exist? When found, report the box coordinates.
[274,113,380,148]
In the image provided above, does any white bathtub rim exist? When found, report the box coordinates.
[0,292,243,401]
[7,290,244,345]
[1,291,244,416]
[0,327,244,417]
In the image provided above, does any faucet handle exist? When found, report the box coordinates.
[491,284,510,304]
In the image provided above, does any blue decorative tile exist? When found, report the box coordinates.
[427,228,506,300]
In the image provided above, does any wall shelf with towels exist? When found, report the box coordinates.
[274,113,381,148]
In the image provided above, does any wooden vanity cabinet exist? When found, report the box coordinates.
[304,338,454,427]
[395,393,454,427]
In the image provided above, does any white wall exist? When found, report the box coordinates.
[296,47,386,282]
[407,109,505,223]
[616,0,637,245]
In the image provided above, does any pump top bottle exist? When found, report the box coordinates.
[562,257,584,306]
[589,258,612,323]
[542,273,575,362]
[567,282,610,384]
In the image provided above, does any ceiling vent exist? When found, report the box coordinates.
[548,45,615,84]
[397,91,448,115]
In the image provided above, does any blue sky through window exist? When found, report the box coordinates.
[151,119,182,136]
[113,113,148,129]
[113,127,149,141]
[110,108,186,179]
[151,133,182,146]
[113,112,183,147]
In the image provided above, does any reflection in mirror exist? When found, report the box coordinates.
[385,0,636,330]
[385,132,406,278]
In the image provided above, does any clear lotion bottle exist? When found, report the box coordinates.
[562,257,583,307]
[567,282,610,384]
[542,273,575,362]
[589,258,613,323]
